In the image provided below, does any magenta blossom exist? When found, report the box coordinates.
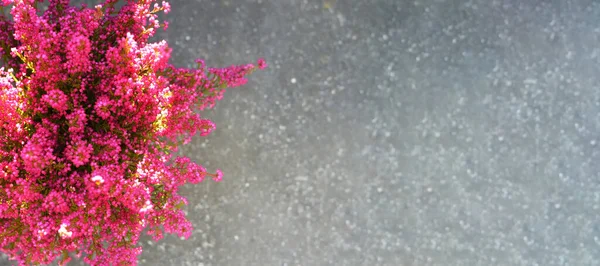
[0,1,265,265]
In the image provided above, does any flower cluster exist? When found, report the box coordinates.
[0,1,265,265]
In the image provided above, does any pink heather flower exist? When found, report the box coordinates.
[41,89,69,113]
[94,95,113,119]
[19,127,56,176]
[213,169,223,182]
[162,1,171,13]
[194,58,205,69]
[65,139,93,167]
[0,1,265,265]
[65,34,92,74]
[257,58,267,69]
[42,191,70,214]
[199,119,216,136]
[66,107,87,135]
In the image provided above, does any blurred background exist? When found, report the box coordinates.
[3,0,600,265]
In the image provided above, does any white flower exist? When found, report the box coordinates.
[37,229,47,240]
[58,223,72,239]
[91,175,104,185]
[140,200,153,213]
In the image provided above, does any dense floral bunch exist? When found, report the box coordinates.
[0,0,265,265]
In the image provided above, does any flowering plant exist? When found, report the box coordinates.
[0,0,266,265]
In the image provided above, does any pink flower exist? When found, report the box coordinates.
[257,58,268,69]
[19,127,56,176]
[94,95,113,119]
[199,119,216,136]
[66,107,87,135]
[162,1,171,14]
[42,191,70,214]
[0,1,265,264]
[41,89,69,113]
[65,139,93,167]
[213,169,223,182]
[65,34,92,74]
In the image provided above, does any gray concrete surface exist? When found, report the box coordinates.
[3,0,600,265]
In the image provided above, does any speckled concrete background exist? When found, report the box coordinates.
[3,0,600,265]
